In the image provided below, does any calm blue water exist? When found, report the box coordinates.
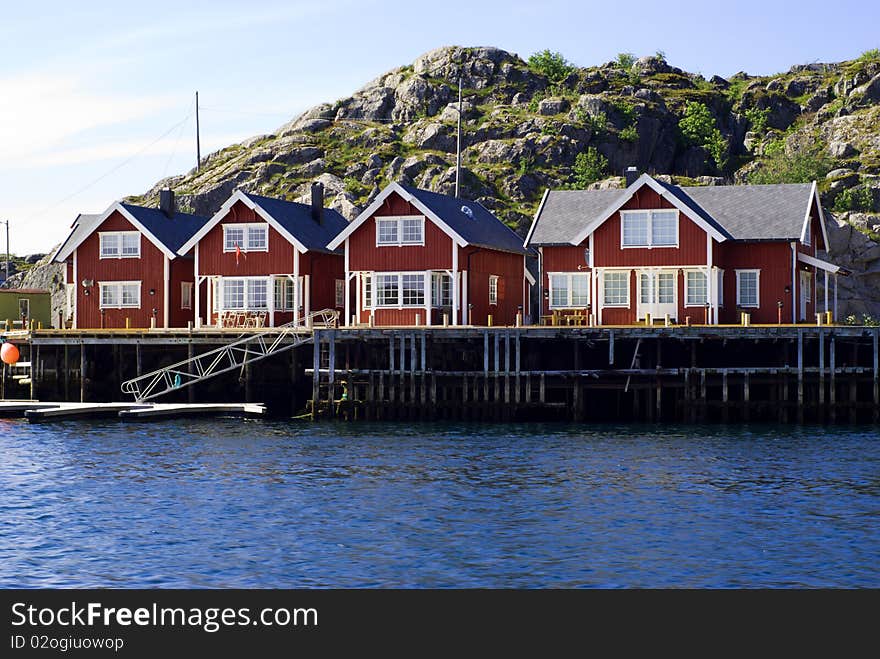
[0,419,877,588]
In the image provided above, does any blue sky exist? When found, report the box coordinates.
[2,0,878,254]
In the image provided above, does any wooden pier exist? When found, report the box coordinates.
[0,399,265,422]
[2,324,879,423]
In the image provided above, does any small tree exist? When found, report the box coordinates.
[571,148,608,188]
[528,50,574,85]
[678,101,728,170]
[616,52,636,69]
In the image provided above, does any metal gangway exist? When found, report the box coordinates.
[120,309,339,402]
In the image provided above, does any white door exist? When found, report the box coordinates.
[799,271,811,321]
[638,270,677,322]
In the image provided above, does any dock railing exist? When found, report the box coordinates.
[120,309,338,402]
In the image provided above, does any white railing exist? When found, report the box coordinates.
[121,309,338,402]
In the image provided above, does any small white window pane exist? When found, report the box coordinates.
[224,279,244,309]
[376,274,398,305]
[377,220,398,245]
[640,273,652,304]
[651,211,678,246]
[248,279,268,309]
[489,276,499,305]
[657,272,675,303]
[401,218,423,244]
[571,275,589,306]
[335,280,345,307]
[247,226,267,250]
[604,272,628,306]
[686,272,707,306]
[101,284,116,307]
[225,227,244,251]
[737,272,758,307]
[363,275,372,308]
[622,214,649,246]
[122,233,140,255]
[122,284,139,307]
[402,274,425,306]
[101,234,120,257]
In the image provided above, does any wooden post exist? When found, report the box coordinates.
[409,332,416,406]
[829,334,836,423]
[30,344,38,401]
[797,331,804,423]
[873,328,879,422]
[327,330,336,416]
[818,329,825,420]
[608,330,614,365]
[539,372,545,404]
[721,369,729,423]
[515,331,521,404]
[187,342,195,403]
[80,341,86,403]
[743,371,750,422]
[311,330,320,420]
[63,343,69,401]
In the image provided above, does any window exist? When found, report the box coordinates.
[247,279,267,309]
[549,273,590,309]
[736,270,759,307]
[99,232,140,258]
[685,271,707,306]
[402,274,425,306]
[431,273,452,307]
[181,282,193,310]
[488,275,499,305]
[621,210,679,248]
[223,279,245,309]
[603,271,629,306]
[717,270,724,306]
[376,216,424,246]
[363,274,372,308]
[376,274,399,306]
[335,279,345,307]
[18,299,29,319]
[274,278,297,311]
[223,224,268,252]
[99,281,140,308]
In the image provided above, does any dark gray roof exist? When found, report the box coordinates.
[402,186,528,254]
[528,181,815,245]
[53,213,101,262]
[120,203,209,253]
[243,192,348,253]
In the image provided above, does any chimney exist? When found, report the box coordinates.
[624,166,639,187]
[159,188,175,218]
[310,182,324,224]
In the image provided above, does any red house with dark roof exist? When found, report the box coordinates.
[525,170,845,326]
[328,182,532,326]
[177,183,347,327]
[53,192,208,329]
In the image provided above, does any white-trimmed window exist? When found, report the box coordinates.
[335,279,345,307]
[363,274,372,308]
[736,270,760,307]
[603,271,629,307]
[223,223,268,252]
[273,277,300,311]
[549,273,590,309]
[99,281,140,308]
[181,282,193,310]
[431,273,452,307]
[376,216,424,246]
[621,210,679,248]
[373,272,430,307]
[685,271,707,306]
[488,275,499,305]
[99,232,140,258]
[222,278,268,309]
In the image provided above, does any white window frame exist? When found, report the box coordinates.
[548,272,591,309]
[363,273,372,309]
[223,223,269,253]
[603,271,630,307]
[220,276,270,310]
[620,210,679,249]
[335,279,345,307]
[181,282,193,310]
[376,216,425,247]
[99,281,141,309]
[99,231,141,259]
[372,271,428,308]
[488,275,499,305]
[431,272,452,307]
[274,278,298,311]
[735,269,760,308]
[684,270,708,307]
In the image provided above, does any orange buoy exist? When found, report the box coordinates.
[1,342,20,365]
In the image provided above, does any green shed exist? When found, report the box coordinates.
[0,289,51,329]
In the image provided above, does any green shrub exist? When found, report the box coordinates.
[575,106,607,135]
[678,101,728,170]
[744,107,771,134]
[528,50,574,85]
[833,186,874,212]
[619,125,638,142]
[747,147,834,184]
[616,52,636,69]
[517,154,535,177]
[570,147,608,188]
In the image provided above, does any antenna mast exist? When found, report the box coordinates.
[455,77,462,198]
[195,91,201,172]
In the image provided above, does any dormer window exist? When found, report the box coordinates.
[621,210,679,248]
[223,223,268,252]
[99,231,140,258]
[376,216,424,246]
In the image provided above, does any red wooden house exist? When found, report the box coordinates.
[328,182,532,326]
[53,191,208,329]
[525,170,844,325]
[177,183,347,327]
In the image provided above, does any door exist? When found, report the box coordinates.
[799,271,811,321]
[638,270,677,322]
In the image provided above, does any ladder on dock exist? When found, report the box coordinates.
[120,309,338,402]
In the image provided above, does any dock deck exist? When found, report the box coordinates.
[0,400,265,422]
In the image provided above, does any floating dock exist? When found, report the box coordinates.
[0,400,265,422]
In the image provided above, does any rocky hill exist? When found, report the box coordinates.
[18,46,880,323]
